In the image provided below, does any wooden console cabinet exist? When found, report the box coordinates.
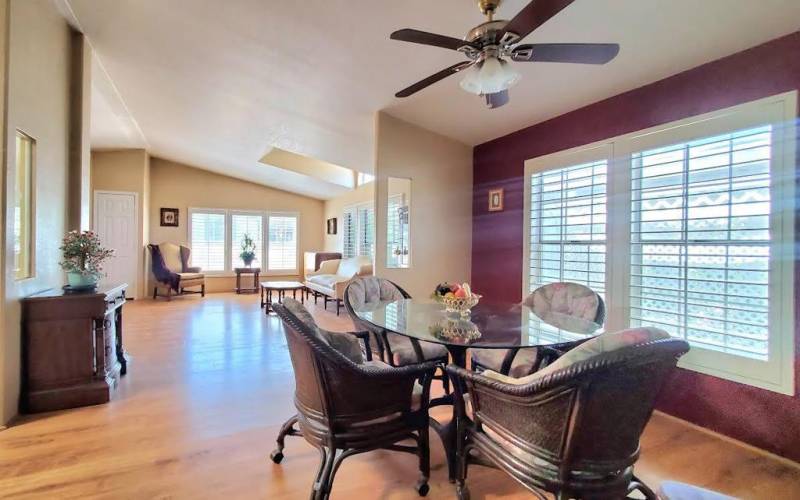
[21,283,128,413]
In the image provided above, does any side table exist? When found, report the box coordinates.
[234,267,261,294]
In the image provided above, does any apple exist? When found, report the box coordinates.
[454,288,468,299]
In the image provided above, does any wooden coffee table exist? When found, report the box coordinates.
[260,281,305,313]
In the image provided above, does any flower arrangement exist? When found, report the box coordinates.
[239,233,257,267]
[59,230,114,287]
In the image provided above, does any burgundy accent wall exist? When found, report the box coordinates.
[472,31,800,461]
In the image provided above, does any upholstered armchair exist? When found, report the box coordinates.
[147,243,205,300]
[448,327,689,500]
[271,298,437,499]
[472,282,605,377]
[344,276,450,393]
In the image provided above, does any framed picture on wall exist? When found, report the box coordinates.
[488,188,504,212]
[160,208,179,227]
[326,217,337,235]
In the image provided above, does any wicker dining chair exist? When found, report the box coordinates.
[271,298,437,499]
[344,276,451,393]
[471,282,606,377]
[448,327,690,500]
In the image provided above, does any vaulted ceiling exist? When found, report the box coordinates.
[64,0,800,199]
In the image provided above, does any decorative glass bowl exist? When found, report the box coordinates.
[441,294,481,317]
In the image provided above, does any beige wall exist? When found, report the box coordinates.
[68,32,91,231]
[2,0,73,424]
[322,181,374,253]
[374,112,472,299]
[149,157,325,292]
[91,149,150,298]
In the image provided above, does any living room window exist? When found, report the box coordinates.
[231,213,263,269]
[342,202,374,259]
[267,214,298,272]
[189,208,299,275]
[524,92,796,394]
[189,210,227,271]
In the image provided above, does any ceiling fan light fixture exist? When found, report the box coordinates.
[459,56,521,96]
[459,61,484,95]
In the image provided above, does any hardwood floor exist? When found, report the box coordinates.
[1,293,798,499]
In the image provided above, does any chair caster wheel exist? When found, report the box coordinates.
[416,480,429,497]
[456,484,470,500]
[270,450,284,464]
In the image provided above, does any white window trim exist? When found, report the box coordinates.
[188,208,301,277]
[523,91,797,395]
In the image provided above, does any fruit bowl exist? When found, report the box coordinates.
[432,281,481,317]
[442,294,480,317]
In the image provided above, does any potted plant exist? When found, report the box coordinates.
[59,230,114,289]
[240,233,257,267]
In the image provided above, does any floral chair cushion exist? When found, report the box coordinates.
[485,327,671,385]
[524,282,603,324]
[283,298,364,364]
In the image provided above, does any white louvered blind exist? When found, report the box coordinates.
[342,208,356,258]
[268,215,298,271]
[630,125,772,360]
[357,205,375,258]
[529,160,607,297]
[231,214,263,269]
[190,211,226,271]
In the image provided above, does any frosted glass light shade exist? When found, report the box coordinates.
[459,57,521,96]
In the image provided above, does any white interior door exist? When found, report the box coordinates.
[94,191,138,297]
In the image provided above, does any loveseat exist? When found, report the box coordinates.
[304,255,372,315]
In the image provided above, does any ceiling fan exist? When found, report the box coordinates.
[390,0,619,109]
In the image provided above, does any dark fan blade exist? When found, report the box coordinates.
[484,90,509,109]
[501,0,575,43]
[395,61,473,98]
[390,28,477,51]
[511,43,620,64]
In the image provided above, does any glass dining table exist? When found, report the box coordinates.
[354,298,602,479]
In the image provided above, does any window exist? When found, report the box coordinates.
[342,202,374,258]
[268,214,298,271]
[14,131,34,280]
[357,172,375,186]
[524,92,796,394]
[357,204,375,258]
[231,213,263,269]
[528,159,607,298]
[190,210,226,271]
[342,207,356,258]
[189,209,300,274]
[630,127,772,360]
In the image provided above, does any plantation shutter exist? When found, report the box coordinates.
[268,214,298,271]
[231,214,263,269]
[357,205,375,258]
[529,160,607,297]
[342,208,356,258]
[190,211,226,271]
[629,125,773,359]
